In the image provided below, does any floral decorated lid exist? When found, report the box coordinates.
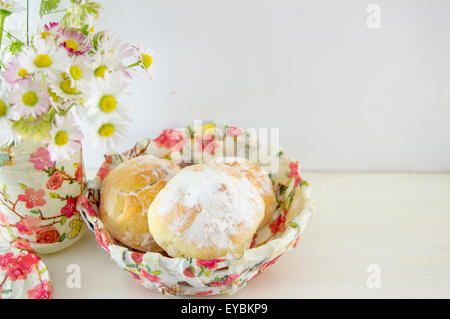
[0,246,52,299]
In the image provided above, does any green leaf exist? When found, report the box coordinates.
[30,210,39,215]
[205,269,211,277]
[39,267,47,274]
[8,40,24,55]
[18,183,27,190]
[152,270,161,276]
[301,180,310,186]
[277,150,284,157]
[145,265,152,273]
[48,192,59,199]
[39,0,61,17]
[59,233,66,242]
[1,289,12,294]
[289,222,298,228]
[60,216,66,225]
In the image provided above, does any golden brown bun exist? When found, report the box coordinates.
[100,155,180,252]
[213,157,277,228]
[148,163,265,259]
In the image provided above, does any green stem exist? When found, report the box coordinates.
[59,103,76,116]
[27,0,29,45]
[127,61,140,68]
[47,108,57,123]
[0,14,6,54]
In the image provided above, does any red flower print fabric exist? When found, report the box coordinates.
[28,147,54,171]
[18,188,46,209]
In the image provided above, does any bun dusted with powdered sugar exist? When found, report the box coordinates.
[147,162,265,259]
[211,157,277,229]
[100,155,180,252]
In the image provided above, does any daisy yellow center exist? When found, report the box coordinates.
[94,66,107,78]
[70,66,82,80]
[0,100,7,117]
[22,91,38,107]
[60,77,77,94]
[41,31,51,39]
[48,89,59,102]
[65,39,78,51]
[35,54,52,68]
[18,68,28,78]
[99,95,117,113]
[142,53,152,69]
[54,131,69,146]
[98,123,115,137]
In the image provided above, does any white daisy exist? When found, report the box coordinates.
[0,0,24,15]
[89,116,129,150]
[85,74,131,120]
[11,79,50,117]
[19,38,70,77]
[65,55,92,90]
[91,32,133,78]
[33,22,60,43]
[2,58,31,84]
[48,113,83,162]
[134,41,156,79]
[0,87,18,146]
[47,71,82,102]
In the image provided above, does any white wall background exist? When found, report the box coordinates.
[27,0,450,172]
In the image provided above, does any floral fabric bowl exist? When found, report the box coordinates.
[77,124,315,296]
[0,246,52,299]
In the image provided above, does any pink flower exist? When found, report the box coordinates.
[58,29,91,56]
[141,270,161,283]
[292,236,300,248]
[208,273,239,287]
[97,157,112,180]
[269,209,287,235]
[195,133,219,155]
[131,252,143,264]
[227,126,243,138]
[77,195,98,217]
[27,280,53,299]
[0,211,8,225]
[46,172,64,190]
[3,60,31,84]
[36,226,60,244]
[75,163,83,183]
[14,238,34,253]
[194,290,214,296]
[288,161,303,187]
[44,22,59,32]
[250,254,283,281]
[183,267,195,278]
[61,197,78,218]
[29,147,54,171]
[18,188,46,209]
[0,252,40,281]
[196,258,225,269]
[154,129,185,150]
[13,216,41,236]
[95,226,111,252]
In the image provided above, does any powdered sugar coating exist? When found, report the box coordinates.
[154,164,265,250]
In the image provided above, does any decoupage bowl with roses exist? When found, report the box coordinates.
[77,123,315,296]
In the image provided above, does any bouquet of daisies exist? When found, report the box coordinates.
[0,0,155,162]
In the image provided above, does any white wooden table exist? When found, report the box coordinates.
[23,172,450,298]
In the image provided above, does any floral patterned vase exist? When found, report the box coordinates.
[0,142,86,254]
